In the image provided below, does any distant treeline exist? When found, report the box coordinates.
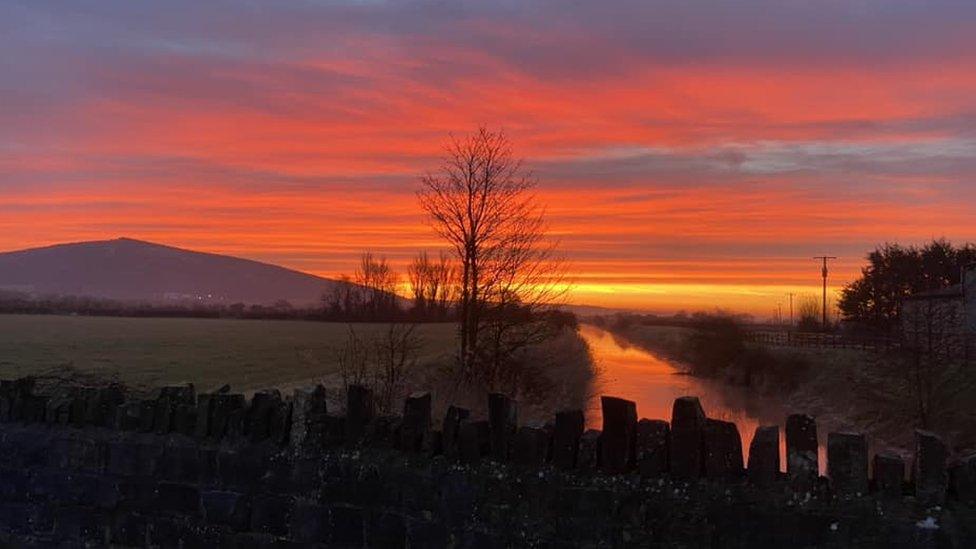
[0,288,577,328]
[0,290,442,322]
[589,310,754,331]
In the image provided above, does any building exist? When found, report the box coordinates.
[901,266,976,356]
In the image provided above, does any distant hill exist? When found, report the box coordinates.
[0,238,347,306]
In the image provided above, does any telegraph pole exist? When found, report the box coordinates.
[786,292,795,327]
[813,256,837,331]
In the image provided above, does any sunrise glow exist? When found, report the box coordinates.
[3,1,975,316]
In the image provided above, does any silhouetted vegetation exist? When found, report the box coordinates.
[336,323,424,414]
[795,295,822,332]
[600,312,809,392]
[322,252,404,321]
[418,127,568,389]
[407,251,456,321]
[839,239,976,331]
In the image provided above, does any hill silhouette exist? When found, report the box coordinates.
[0,238,346,306]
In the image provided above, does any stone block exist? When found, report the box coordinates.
[210,393,246,439]
[70,387,97,427]
[291,502,331,543]
[513,423,550,466]
[636,419,669,477]
[159,384,195,404]
[290,385,327,449]
[250,494,294,536]
[427,429,443,456]
[173,403,197,436]
[364,415,401,448]
[114,401,142,431]
[226,406,246,439]
[458,420,490,464]
[600,396,637,473]
[747,425,780,486]
[107,440,158,477]
[94,385,125,427]
[155,482,202,516]
[401,391,432,452]
[577,429,601,471]
[0,378,35,422]
[324,414,346,446]
[370,512,407,548]
[703,419,744,479]
[20,395,47,423]
[670,396,706,479]
[552,409,585,470]
[346,384,375,442]
[442,405,471,460]
[873,452,905,498]
[54,506,105,544]
[158,444,203,483]
[154,397,174,434]
[270,400,292,445]
[138,399,157,433]
[949,453,976,505]
[46,394,74,425]
[195,393,214,438]
[330,505,365,546]
[786,413,818,491]
[488,393,518,461]
[827,432,868,496]
[202,490,251,530]
[246,389,282,442]
[914,429,947,505]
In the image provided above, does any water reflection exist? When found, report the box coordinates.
[580,324,825,472]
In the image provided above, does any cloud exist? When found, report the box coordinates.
[1,0,975,313]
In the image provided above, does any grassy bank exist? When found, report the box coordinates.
[603,319,976,456]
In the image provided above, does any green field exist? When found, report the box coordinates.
[0,314,456,395]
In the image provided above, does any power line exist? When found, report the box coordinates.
[813,256,837,331]
[786,292,795,328]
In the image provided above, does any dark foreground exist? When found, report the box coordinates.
[0,378,973,547]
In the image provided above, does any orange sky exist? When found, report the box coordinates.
[2,2,975,317]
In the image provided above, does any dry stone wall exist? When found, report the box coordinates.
[0,377,974,547]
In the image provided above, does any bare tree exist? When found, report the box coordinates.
[322,274,360,318]
[418,127,566,386]
[335,323,424,414]
[408,251,456,320]
[355,252,400,320]
[336,326,371,388]
[372,323,424,413]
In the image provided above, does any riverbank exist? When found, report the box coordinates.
[601,321,975,459]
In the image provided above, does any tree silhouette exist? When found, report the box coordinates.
[839,239,976,331]
[417,127,566,385]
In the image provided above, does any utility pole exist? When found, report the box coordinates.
[786,292,795,328]
[813,256,837,332]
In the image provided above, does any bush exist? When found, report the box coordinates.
[685,315,746,377]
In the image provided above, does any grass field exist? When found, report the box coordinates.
[0,314,456,395]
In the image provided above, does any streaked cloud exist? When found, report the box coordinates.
[1,1,975,314]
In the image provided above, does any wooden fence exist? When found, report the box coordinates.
[744,330,900,351]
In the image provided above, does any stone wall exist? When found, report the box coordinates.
[0,377,974,547]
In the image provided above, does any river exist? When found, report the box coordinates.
[579,324,825,471]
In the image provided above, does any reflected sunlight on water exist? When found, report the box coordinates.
[580,324,826,472]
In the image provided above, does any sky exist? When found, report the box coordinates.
[2,1,975,316]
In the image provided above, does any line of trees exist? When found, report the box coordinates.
[320,250,459,322]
